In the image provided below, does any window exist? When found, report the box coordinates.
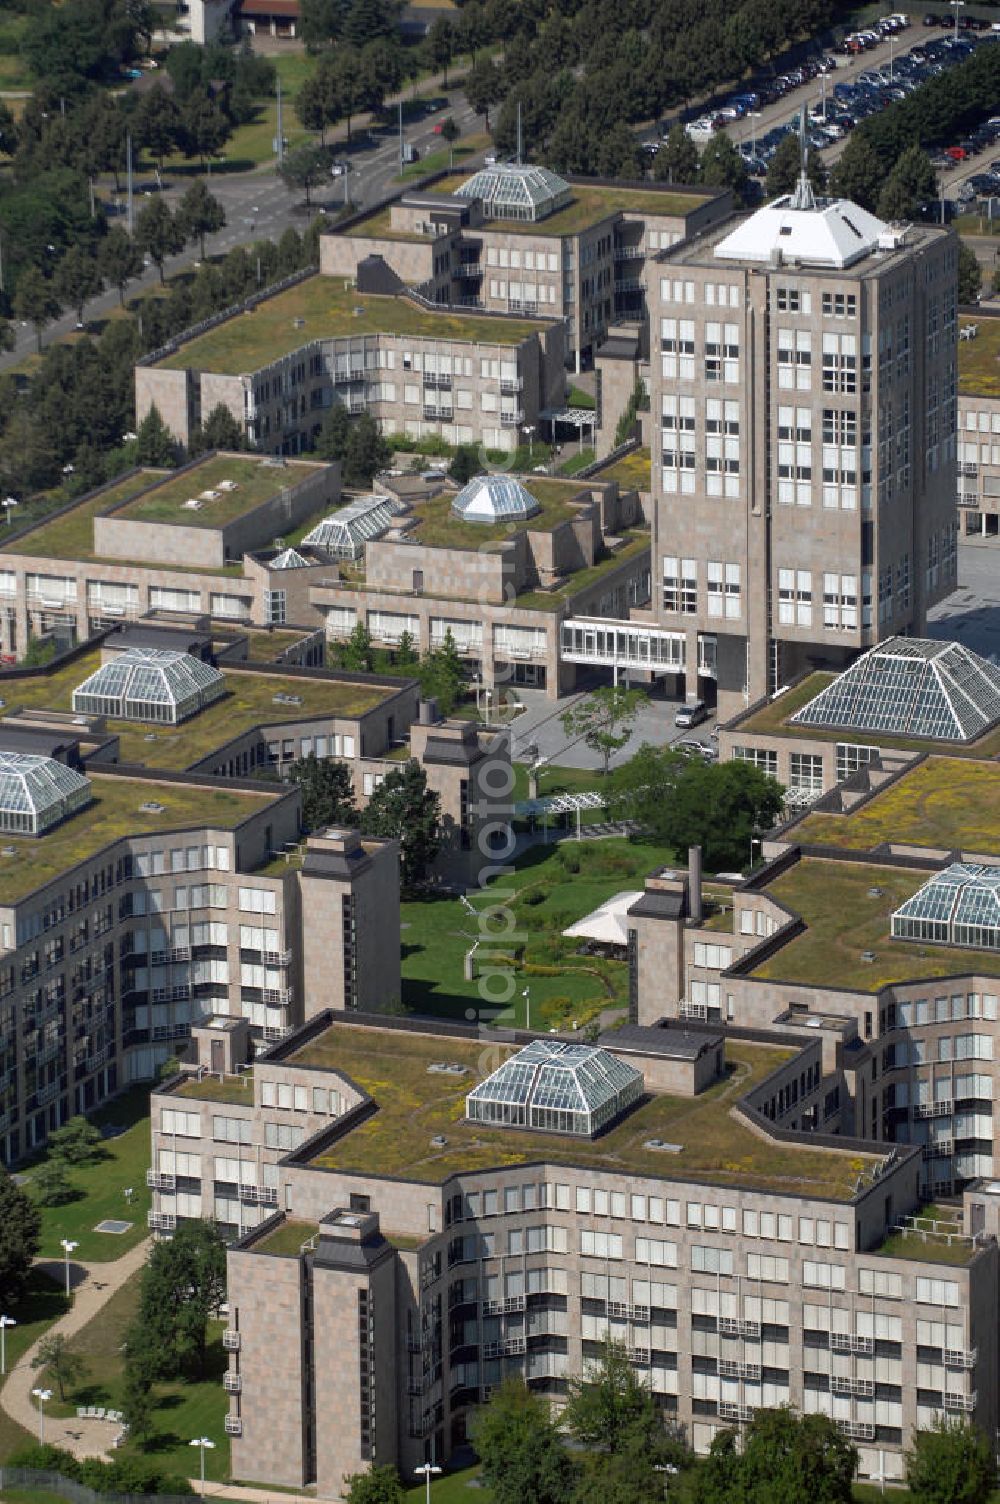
[789,753,823,795]
[859,1267,902,1298]
[707,562,741,620]
[822,291,857,318]
[663,557,697,615]
[777,329,811,390]
[581,1230,623,1259]
[777,569,812,626]
[693,942,732,969]
[823,574,858,631]
[661,396,696,494]
[733,746,777,775]
[803,1260,846,1290]
[635,1237,678,1267]
[660,318,694,380]
[691,1244,733,1275]
[822,333,857,393]
[776,287,811,313]
[747,1254,789,1281]
[705,322,739,383]
[916,1277,960,1307]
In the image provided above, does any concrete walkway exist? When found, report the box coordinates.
[0,1240,151,1459]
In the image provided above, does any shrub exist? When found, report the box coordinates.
[521,888,549,907]
[558,848,581,873]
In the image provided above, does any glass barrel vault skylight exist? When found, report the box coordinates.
[456,163,572,223]
[0,753,91,836]
[466,1040,643,1137]
[791,638,1000,742]
[451,474,542,525]
[301,494,401,559]
[892,864,1000,951]
[72,648,226,725]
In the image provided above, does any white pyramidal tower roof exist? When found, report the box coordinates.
[715,113,891,269]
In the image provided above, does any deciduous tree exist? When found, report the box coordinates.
[290,756,360,831]
[53,246,101,327]
[98,226,143,306]
[136,197,184,284]
[278,143,329,207]
[560,685,646,776]
[695,1408,856,1504]
[14,269,61,353]
[47,1114,104,1165]
[906,1416,995,1504]
[32,1334,87,1402]
[471,1379,577,1504]
[134,1219,227,1379]
[654,123,699,184]
[361,760,441,889]
[0,1172,42,1307]
[177,180,226,259]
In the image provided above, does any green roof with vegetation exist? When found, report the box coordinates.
[173,1072,256,1105]
[115,456,329,529]
[0,649,395,770]
[296,1023,876,1198]
[250,1218,318,1256]
[731,672,1000,758]
[430,176,708,236]
[0,472,166,562]
[515,529,650,611]
[243,628,319,661]
[155,280,550,375]
[959,314,1000,395]
[401,480,590,549]
[591,447,651,491]
[0,774,277,905]
[793,757,1000,856]
[752,858,1000,991]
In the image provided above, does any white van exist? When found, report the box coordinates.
[674,700,708,729]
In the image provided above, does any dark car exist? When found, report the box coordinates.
[923,11,939,23]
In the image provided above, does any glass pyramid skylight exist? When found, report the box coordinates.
[72,648,226,725]
[302,494,401,559]
[791,638,1000,742]
[466,1040,642,1137]
[456,162,572,223]
[0,753,91,835]
[451,475,541,525]
[892,864,1000,951]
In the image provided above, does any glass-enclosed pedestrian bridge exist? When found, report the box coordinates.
[559,618,716,677]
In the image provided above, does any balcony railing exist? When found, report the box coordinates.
[838,1420,875,1440]
[719,1317,760,1338]
[223,1373,242,1394]
[262,949,292,967]
[499,378,523,394]
[482,1295,526,1315]
[482,1337,526,1358]
[719,1359,762,1380]
[608,1301,650,1322]
[945,1347,977,1370]
[146,1170,175,1192]
[225,1416,243,1436]
[719,1401,755,1421]
[914,1100,953,1119]
[500,410,525,427]
[944,1391,977,1413]
[423,408,454,422]
[830,1333,874,1355]
[223,1330,241,1352]
[627,1347,651,1366]
[831,1375,875,1397]
[147,1211,176,1232]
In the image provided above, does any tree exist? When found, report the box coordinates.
[337,620,374,672]
[361,760,441,889]
[135,405,179,467]
[53,246,100,329]
[98,226,143,306]
[396,630,418,668]
[279,143,330,208]
[32,1334,87,1402]
[120,1363,155,1442]
[0,1172,42,1307]
[560,685,646,776]
[14,268,61,353]
[134,1219,227,1379]
[135,84,181,169]
[699,134,748,203]
[766,134,827,199]
[136,197,184,285]
[695,1409,857,1504]
[959,241,982,305]
[440,115,460,169]
[177,180,226,259]
[290,755,360,831]
[343,1465,405,1504]
[31,1159,75,1207]
[418,629,464,716]
[426,17,455,85]
[296,62,342,143]
[344,412,391,486]
[189,403,246,457]
[465,56,503,130]
[606,744,784,871]
[47,1115,104,1165]
[471,1379,577,1504]
[565,1339,662,1456]
[877,145,937,220]
[906,1417,995,1504]
[449,443,480,485]
[181,87,231,169]
[829,135,883,212]
[654,123,699,184]
[315,402,352,464]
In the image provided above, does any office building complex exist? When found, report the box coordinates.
[956,309,1000,541]
[646,180,959,717]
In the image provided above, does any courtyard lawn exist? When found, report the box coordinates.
[401,835,676,1029]
[46,1271,229,1483]
[19,1086,153,1262]
[0,1269,71,1463]
[404,1467,489,1502]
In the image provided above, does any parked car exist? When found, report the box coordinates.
[674,701,709,730]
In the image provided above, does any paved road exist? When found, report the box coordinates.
[0,87,482,375]
[926,540,1000,658]
[508,684,717,772]
[0,1240,151,1459]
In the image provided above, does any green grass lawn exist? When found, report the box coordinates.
[401,834,675,1029]
[0,1268,72,1463]
[556,447,596,475]
[404,1466,488,1502]
[394,135,487,184]
[19,1086,153,1262]
[0,12,33,91]
[44,1270,229,1483]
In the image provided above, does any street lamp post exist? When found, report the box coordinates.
[2,497,17,529]
[189,1436,215,1492]
[32,1387,52,1444]
[750,836,763,869]
[748,109,762,154]
[522,985,531,1032]
[522,423,535,460]
[60,1239,79,1297]
[414,1463,442,1504]
[0,1315,16,1376]
[951,0,964,42]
